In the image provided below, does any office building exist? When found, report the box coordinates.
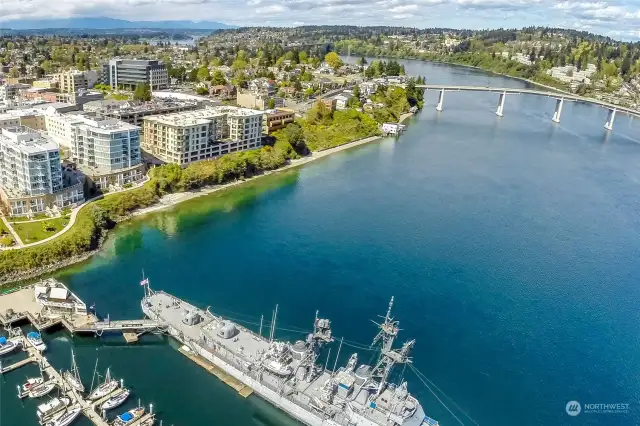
[0,127,84,216]
[142,106,263,165]
[102,59,169,90]
[0,84,30,100]
[57,70,92,93]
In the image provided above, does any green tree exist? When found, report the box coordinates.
[267,98,276,109]
[324,52,343,70]
[133,84,152,101]
[197,66,210,82]
[8,67,19,78]
[211,70,227,86]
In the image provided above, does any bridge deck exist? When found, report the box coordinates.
[417,84,640,118]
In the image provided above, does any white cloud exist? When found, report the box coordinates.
[389,4,418,12]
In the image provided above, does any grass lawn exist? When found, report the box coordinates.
[0,219,9,235]
[11,217,69,244]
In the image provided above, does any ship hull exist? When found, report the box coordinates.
[143,301,426,426]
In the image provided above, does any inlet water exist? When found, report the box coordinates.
[2,59,639,426]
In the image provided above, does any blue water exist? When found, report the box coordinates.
[3,59,640,426]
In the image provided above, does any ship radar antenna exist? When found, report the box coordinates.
[369,297,414,398]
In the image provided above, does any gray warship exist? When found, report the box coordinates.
[141,280,439,426]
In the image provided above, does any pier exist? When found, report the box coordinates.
[0,279,166,340]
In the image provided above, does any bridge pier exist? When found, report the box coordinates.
[495,92,506,117]
[552,98,564,123]
[436,89,445,112]
[604,108,616,131]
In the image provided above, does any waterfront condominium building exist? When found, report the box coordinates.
[0,126,84,216]
[102,59,169,90]
[142,106,263,165]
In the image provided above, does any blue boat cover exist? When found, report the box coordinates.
[27,332,40,338]
[0,337,6,344]
[119,413,133,422]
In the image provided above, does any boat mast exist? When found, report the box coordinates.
[269,304,278,342]
[259,314,264,337]
[89,355,99,393]
[71,349,81,381]
[370,297,414,397]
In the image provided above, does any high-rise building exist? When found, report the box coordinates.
[102,59,169,90]
[142,106,263,165]
[0,127,84,216]
[44,111,146,192]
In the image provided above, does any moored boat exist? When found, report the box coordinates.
[112,407,144,426]
[62,349,84,392]
[37,397,71,421]
[0,336,20,355]
[100,388,130,411]
[22,377,44,392]
[29,381,56,398]
[44,406,82,426]
[26,332,47,352]
[88,368,119,400]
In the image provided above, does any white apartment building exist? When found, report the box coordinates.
[142,106,263,165]
[0,127,84,216]
[45,111,145,192]
[44,109,85,148]
[72,117,141,172]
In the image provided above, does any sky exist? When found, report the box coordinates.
[1,0,639,40]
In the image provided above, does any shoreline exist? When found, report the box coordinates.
[1,115,414,285]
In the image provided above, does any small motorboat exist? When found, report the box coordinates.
[22,377,44,392]
[44,406,82,426]
[26,332,47,352]
[88,368,119,400]
[29,381,57,398]
[0,336,20,355]
[37,397,71,421]
[101,388,130,411]
[113,407,145,425]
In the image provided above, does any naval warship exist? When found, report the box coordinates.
[141,280,439,426]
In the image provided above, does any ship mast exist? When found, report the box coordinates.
[370,297,414,397]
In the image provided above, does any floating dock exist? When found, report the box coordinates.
[178,345,254,398]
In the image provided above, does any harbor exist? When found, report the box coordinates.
[0,279,165,426]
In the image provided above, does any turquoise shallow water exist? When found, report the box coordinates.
[3,59,640,426]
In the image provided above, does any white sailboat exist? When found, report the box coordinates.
[113,407,145,426]
[28,381,57,398]
[88,367,119,400]
[62,349,84,392]
[44,406,82,426]
[101,387,130,411]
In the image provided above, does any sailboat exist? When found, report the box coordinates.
[44,406,82,426]
[37,397,71,421]
[28,381,57,398]
[101,387,130,411]
[88,367,119,400]
[62,349,84,392]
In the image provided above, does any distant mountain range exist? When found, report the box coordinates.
[0,17,236,30]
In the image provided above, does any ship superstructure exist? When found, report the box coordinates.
[141,283,438,426]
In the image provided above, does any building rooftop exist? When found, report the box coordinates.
[145,106,263,127]
[0,126,59,154]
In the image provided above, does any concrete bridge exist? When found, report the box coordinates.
[416,84,640,131]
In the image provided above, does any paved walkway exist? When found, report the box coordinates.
[0,176,150,251]
[1,216,23,247]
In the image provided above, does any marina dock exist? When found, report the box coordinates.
[1,333,156,426]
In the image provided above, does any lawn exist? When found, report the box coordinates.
[11,217,69,244]
[0,219,8,235]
